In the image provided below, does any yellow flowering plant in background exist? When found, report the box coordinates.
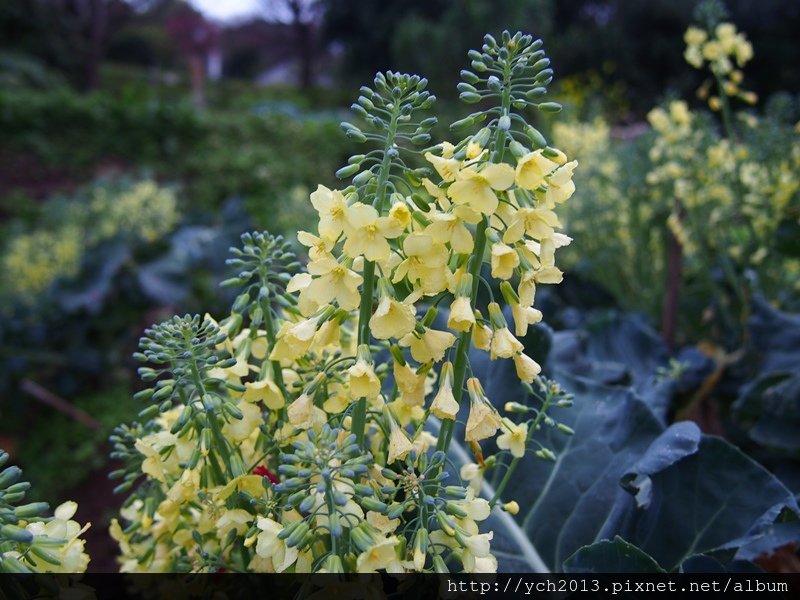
[646,0,800,346]
[1,179,178,304]
[545,0,799,348]
[108,31,579,573]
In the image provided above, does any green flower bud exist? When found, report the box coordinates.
[432,554,448,573]
[444,486,467,499]
[460,91,482,104]
[535,448,557,461]
[359,497,388,513]
[286,521,310,548]
[525,125,548,148]
[557,423,575,436]
[532,58,551,71]
[537,101,562,113]
[324,554,344,573]
[0,466,22,489]
[30,544,61,566]
[1,524,33,543]
[335,163,361,179]
[13,502,48,519]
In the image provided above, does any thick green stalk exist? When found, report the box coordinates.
[436,218,488,451]
[437,61,513,453]
[352,101,401,448]
[260,288,288,402]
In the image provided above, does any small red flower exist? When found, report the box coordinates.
[252,464,279,484]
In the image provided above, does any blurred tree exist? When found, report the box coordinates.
[322,0,800,114]
[260,0,323,90]
[165,3,219,109]
[0,0,136,90]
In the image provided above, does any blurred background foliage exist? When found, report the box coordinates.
[0,0,798,572]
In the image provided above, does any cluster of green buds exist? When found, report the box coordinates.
[0,450,90,573]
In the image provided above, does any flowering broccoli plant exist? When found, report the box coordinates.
[647,1,800,346]
[109,31,578,573]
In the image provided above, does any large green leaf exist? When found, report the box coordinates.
[445,366,798,572]
[608,437,798,570]
[733,298,800,453]
[563,537,665,573]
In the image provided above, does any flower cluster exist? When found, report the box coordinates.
[1,179,178,304]
[110,31,577,573]
[684,21,756,110]
[0,450,90,573]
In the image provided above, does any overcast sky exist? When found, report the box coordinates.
[189,0,263,22]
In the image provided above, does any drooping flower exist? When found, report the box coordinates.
[430,361,460,420]
[370,293,417,340]
[465,378,501,442]
[490,242,520,280]
[399,327,456,364]
[447,295,476,332]
[512,352,542,383]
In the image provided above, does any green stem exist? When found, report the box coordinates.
[437,57,513,453]
[436,218,488,452]
[489,394,552,507]
[260,290,289,409]
[352,100,402,448]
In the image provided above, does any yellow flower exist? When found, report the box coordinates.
[342,202,402,262]
[430,361,459,419]
[310,185,349,239]
[388,200,412,229]
[490,242,519,280]
[684,26,707,48]
[424,151,461,182]
[497,420,528,458]
[543,160,578,208]
[224,401,262,442]
[512,352,542,383]
[447,296,476,332]
[243,379,284,409]
[461,531,493,558]
[460,461,484,494]
[387,410,414,463]
[465,378,501,442]
[471,310,493,351]
[367,511,400,536]
[370,295,417,340]
[297,230,334,261]
[393,360,427,407]
[399,327,456,363]
[255,517,298,573]
[510,301,542,337]
[356,537,404,572]
[392,233,451,295]
[348,357,381,400]
[287,393,314,429]
[490,326,523,360]
[425,212,474,254]
[302,256,363,310]
[448,163,515,215]
[515,150,558,190]
[503,207,561,244]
